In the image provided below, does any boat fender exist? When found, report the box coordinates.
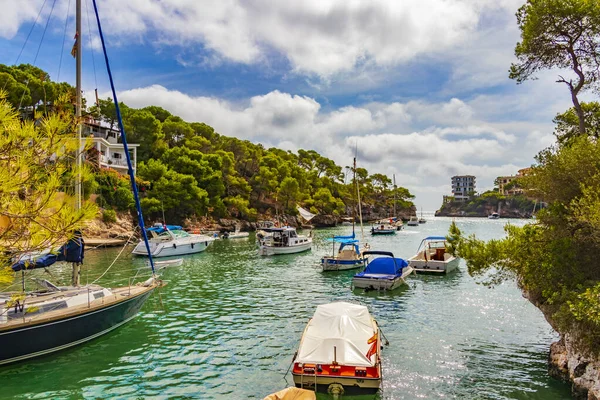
[142,277,155,287]
[191,243,194,248]
[173,243,177,249]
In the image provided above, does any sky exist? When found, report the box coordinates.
[0,0,581,210]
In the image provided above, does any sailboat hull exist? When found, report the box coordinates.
[0,287,154,366]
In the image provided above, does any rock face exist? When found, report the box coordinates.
[83,210,136,239]
[548,334,600,399]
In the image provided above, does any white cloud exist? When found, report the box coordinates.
[113,84,557,210]
[3,0,528,80]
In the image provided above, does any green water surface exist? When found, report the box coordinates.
[0,216,572,399]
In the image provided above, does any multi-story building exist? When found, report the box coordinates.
[496,168,531,196]
[451,175,476,202]
[82,118,139,176]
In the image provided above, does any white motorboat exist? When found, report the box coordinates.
[352,251,413,290]
[488,212,500,219]
[370,219,397,235]
[291,302,382,395]
[258,226,312,256]
[408,236,459,274]
[406,216,419,226]
[132,224,214,257]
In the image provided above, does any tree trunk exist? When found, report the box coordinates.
[570,86,586,135]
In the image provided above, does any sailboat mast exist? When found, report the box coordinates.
[72,0,83,287]
[352,157,356,236]
[75,0,82,210]
[393,174,396,217]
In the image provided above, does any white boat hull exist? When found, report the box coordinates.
[409,256,459,274]
[352,266,414,290]
[132,236,213,257]
[259,241,312,256]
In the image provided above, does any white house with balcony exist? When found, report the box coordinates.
[82,118,138,176]
[451,175,476,202]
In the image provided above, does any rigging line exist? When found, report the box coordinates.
[13,0,49,66]
[92,0,156,275]
[89,226,139,285]
[18,0,58,110]
[32,0,58,66]
[2,0,49,92]
[57,0,73,82]
[84,0,99,93]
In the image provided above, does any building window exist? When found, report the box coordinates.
[113,153,121,159]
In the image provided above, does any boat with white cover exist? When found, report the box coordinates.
[258,226,312,256]
[352,251,413,290]
[132,224,214,257]
[488,212,500,219]
[408,236,459,274]
[292,302,382,395]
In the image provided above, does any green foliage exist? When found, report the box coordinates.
[102,208,117,224]
[0,90,97,280]
[554,101,600,145]
[0,63,415,225]
[94,169,135,211]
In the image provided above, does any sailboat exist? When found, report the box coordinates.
[0,0,161,365]
[322,157,369,271]
[419,208,426,224]
[371,174,400,234]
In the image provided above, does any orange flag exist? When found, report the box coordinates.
[367,333,378,344]
[71,32,79,58]
[366,341,377,359]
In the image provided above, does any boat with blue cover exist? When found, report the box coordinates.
[132,224,214,257]
[352,251,413,290]
[321,233,368,271]
[408,236,459,274]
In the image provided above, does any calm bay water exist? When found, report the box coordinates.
[0,216,571,399]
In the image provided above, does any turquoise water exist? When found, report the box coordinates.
[0,216,572,399]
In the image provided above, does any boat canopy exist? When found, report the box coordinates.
[296,302,376,367]
[339,240,360,254]
[423,236,446,241]
[147,225,182,234]
[326,232,356,242]
[362,255,408,276]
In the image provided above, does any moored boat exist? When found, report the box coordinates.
[321,235,368,271]
[132,224,214,257]
[222,228,250,239]
[258,226,312,256]
[291,302,382,395]
[408,236,459,274]
[263,387,316,400]
[352,251,413,290]
[488,212,500,219]
[406,216,419,226]
[370,221,396,235]
[0,0,163,365]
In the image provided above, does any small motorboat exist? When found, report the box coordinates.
[222,228,250,239]
[488,212,500,219]
[132,224,214,257]
[263,387,316,400]
[352,251,413,290]
[153,258,184,269]
[321,234,368,271]
[370,221,396,235]
[406,216,419,226]
[291,302,383,395]
[258,226,312,256]
[408,236,459,274]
